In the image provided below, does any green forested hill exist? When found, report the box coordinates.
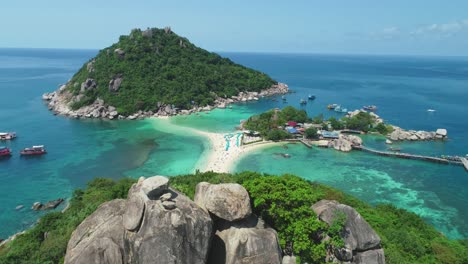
[66,27,276,114]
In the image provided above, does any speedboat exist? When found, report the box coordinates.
[0,132,16,140]
[300,99,307,105]
[334,105,348,113]
[0,146,11,157]
[308,94,316,100]
[363,105,377,111]
[427,109,436,112]
[20,145,47,156]
[327,104,338,110]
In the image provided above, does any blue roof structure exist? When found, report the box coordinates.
[321,131,339,139]
[286,128,298,134]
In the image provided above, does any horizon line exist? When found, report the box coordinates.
[1,46,467,59]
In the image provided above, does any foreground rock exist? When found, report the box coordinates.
[65,177,282,264]
[312,200,385,264]
[208,215,282,264]
[65,200,127,264]
[194,182,282,264]
[194,182,252,221]
[31,198,64,211]
[65,176,213,264]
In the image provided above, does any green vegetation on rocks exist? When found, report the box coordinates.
[65,27,276,114]
[0,178,136,264]
[1,172,467,263]
[244,106,309,140]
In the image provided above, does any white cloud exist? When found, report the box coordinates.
[371,27,401,40]
[410,19,468,37]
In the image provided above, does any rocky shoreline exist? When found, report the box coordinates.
[388,126,447,141]
[42,82,289,120]
[346,109,448,142]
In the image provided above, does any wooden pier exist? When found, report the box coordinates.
[341,129,362,134]
[460,157,468,171]
[353,145,464,167]
[299,139,312,148]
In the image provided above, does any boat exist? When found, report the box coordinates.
[0,132,16,140]
[327,104,338,110]
[282,153,291,158]
[282,96,287,101]
[363,105,378,111]
[334,105,348,113]
[20,145,47,156]
[300,99,307,105]
[308,94,316,100]
[388,147,401,152]
[0,146,12,157]
[427,109,436,112]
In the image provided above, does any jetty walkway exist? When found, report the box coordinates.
[353,145,464,168]
[460,157,468,171]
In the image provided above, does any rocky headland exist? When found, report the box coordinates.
[63,175,384,264]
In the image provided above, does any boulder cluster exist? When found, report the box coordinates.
[312,200,386,264]
[328,134,363,152]
[61,175,386,263]
[64,176,286,264]
[31,198,64,211]
[42,82,288,120]
[388,126,447,141]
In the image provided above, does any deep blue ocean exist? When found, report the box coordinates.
[0,49,467,240]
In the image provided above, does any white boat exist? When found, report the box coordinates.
[0,132,16,140]
[427,109,436,112]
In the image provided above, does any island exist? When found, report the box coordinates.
[42,27,288,119]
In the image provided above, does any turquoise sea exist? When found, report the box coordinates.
[0,49,467,240]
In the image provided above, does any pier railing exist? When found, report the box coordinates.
[353,145,464,167]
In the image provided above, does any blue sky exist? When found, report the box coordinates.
[1,0,468,56]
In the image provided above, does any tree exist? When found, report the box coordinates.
[304,127,318,139]
[328,117,344,130]
[266,129,290,141]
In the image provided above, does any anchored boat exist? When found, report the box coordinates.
[300,99,307,105]
[363,105,378,111]
[327,104,338,110]
[20,145,47,156]
[334,105,348,113]
[0,146,12,157]
[308,94,316,100]
[0,132,16,140]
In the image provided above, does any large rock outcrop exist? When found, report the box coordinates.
[312,200,385,264]
[194,182,252,221]
[388,126,446,141]
[328,134,363,152]
[194,182,282,264]
[208,215,282,264]
[65,199,127,264]
[65,176,213,264]
[64,177,284,264]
